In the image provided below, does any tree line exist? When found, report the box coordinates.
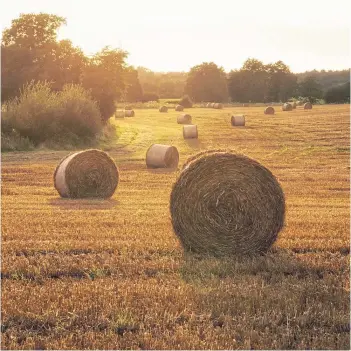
[2,13,350,116]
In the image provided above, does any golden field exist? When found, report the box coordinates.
[1,104,350,350]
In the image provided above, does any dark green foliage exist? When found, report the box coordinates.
[142,92,159,102]
[179,95,193,108]
[2,82,102,148]
[184,62,228,103]
[297,76,323,103]
[324,82,350,103]
[125,68,143,102]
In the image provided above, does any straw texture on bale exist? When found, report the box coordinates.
[124,109,135,117]
[304,102,312,109]
[146,144,179,169]
[264,106,275,115]
[183,125,198,139]
[177,114,192,124]
[282,103,293,111]
[115,110,125,118]
[175,105,184,111]
[170,150,285,256]
[231,115,245,126]
[54,149,119,199]
[159,105,168,112]
[213,103,223,109]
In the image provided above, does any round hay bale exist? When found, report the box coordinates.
[264,106,275,115]
[159,105,168,113]
[304,102,312,109]
[175,105,184,111]
[231,115,245,126]
[206,103,212,108]
[177,114,192,124]
[213,103,223,109]
[124,109,135,117]
[146,144,179,169]
[170,150,285,256]
[282,103,293,111]
[54,149,119,199]
[183,125,198,139]
[210,103,216,108]
[115,110,125,118]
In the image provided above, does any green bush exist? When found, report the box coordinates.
[2,81,103,149]
[179,95,193,108]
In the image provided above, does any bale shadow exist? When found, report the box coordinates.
[49,198,119,210]
[146,167,179,174]
[178,247,339,285]
[185,139,203,149]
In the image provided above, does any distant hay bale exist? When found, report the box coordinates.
[125,105,133,110]
[183,125,198,139]
[54,149,119,199]
[282,103,293,111]
[231,115,245,126]
[177,114,192,124]
[124,110,135,117]
[213,103,223,109]
[210,103,216,108]
[159,105,168,113]
[206,103,212,108]
[146,144,179,169]
[264,106,275,115]
[243,103,249,107]
[175,105,184,111]
[304,102,312,109]
[115,110,125,118]
[170,150,285,256]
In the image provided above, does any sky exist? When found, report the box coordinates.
[1,0,350,73]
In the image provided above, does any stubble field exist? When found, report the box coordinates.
[1,104,350,349]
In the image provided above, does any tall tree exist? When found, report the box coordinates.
[184,62,228,102]
[82,47,128,121]
[124,67,143,102]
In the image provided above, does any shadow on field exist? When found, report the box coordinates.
[49,198,119,210]
[146,167,179,174]
[178,247,338,285]
[185,139,204,149]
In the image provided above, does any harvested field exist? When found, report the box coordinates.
[1,105,350,350]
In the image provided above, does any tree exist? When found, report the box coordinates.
[82,47,128,122]
[324,82,350,103]
[184,62,228,102]
[298,75,324,102]
[1,13,85,101]
[124,67,143,102]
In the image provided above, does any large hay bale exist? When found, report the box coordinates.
[115,110,125,118]
[213,103,223,109]
[282,103,293,111]
[231,115,245,126]
[183,125,198,139]
[125,110,135,117]
[170,151,285,256]
[175,105,184,111]
[146,144,179,169]
[159,106,168,113]
[304,102,312,109]
[177,114,192,124]
[54,149,119,199]
[264,106,275,115]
